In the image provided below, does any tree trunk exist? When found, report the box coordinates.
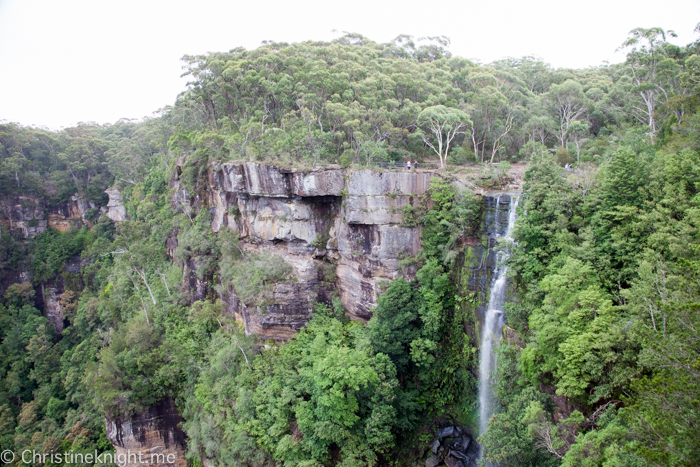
[135,268,157,305]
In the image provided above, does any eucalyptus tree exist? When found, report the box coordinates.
[545,79,591,148]
[464,69,528,162]
[417,105,471,168]
[109,221,172,324]
[617,27,680,142]
[567,120,589,162]
[493,56,554,95]
[521,113,555,159]
[104,117,174,186]
[464,77,508,162]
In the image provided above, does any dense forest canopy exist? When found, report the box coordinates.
[1,27,700,467]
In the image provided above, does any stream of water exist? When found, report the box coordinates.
[478,195,519,438]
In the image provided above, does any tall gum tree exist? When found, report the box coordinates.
[417,105,471,168]
[465,69,527,163]
[617,27,679,143]
[546,79,591,148]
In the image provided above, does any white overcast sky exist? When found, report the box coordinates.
[1,0,699,130]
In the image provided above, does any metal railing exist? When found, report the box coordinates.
[374,161,440,170]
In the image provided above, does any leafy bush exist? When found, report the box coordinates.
[32,227,94,283]
[220,251,293,306]
[92,317,179,418]
[176,210,219,280]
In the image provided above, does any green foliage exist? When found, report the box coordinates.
[556,146,573,165]
[219,250,293,306]
[479,386,558,467]
[421,178,483,265]
[184,314,399,466]
[339,151,353,167]
[562,408,642,467]
[32,227,94,283]
[399,204,419,227]
[0,284,111,463]
[368,279,420,378]
[6,25,700,467]
[498,160,512,174]
[0,123,114,202]
[92,316,179,418]
[0,225,26,272]
[522,257,638,403]
[617,253,700,467]
[600,145,650,210]
[503,97,700,464]
[176,210,220,280]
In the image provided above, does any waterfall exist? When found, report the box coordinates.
[478,195,519,437]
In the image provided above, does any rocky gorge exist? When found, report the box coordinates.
[170,161,521,341]
[0,161,522,467]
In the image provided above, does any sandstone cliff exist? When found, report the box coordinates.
[0,194,93,239]
[171,162,438,339]
[0,194,93,317]
[105,398,187,467]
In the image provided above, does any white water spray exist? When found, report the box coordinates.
[478,195,519,437]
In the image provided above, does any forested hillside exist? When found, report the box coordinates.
[1,27,699,467]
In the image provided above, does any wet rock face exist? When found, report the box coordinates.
[174,161,438,337]
[460,194,515,319]
[44,287,64,333]
[426,424,480,467]
[105,398,187,467]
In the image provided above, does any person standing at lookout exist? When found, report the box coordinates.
[414,160,419,169]
[406,160,411,170]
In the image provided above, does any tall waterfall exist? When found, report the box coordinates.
[478,195,519,437]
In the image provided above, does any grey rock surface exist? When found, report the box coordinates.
[105,189,128,222]
[185,162,438,336]
[170,160,519,341]
[425,455,440,467]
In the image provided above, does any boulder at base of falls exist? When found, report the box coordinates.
[429,426,479,467]
[445,456,465,467]
[425,454,440,467]
[458,434,472,451]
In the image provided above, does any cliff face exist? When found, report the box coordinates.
[105,398,187,467]
[0,194,91,320]
[0,194,92,239]
[173,162,437,339]
[1,165,518,344]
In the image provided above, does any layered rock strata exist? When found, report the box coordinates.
[0,194,92,238]
[105,398,187,467]
[173,162,437,338]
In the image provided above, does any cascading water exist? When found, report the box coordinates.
[478,195,519,438]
